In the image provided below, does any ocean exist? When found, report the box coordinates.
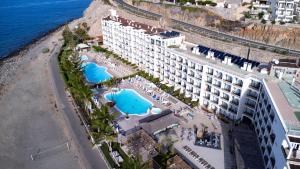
[0,0,91,59]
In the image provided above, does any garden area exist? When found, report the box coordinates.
[58,25,151,168]
[58,25,116,143]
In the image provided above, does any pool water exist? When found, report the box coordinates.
[105,89,153,115]
[80,55,88,61]
[82,62,112,83]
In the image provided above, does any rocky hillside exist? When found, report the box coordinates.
[236,24,300,50]
[132,1,300,50]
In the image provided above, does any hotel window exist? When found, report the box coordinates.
[156,40,161,46]
[151,39,155,44]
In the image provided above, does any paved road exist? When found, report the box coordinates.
[115,0,300,57]
[49,44,108,169]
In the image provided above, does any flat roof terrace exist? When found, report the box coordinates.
[171,42,268,80]
[264,80,300,133]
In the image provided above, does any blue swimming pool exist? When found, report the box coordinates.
[105,89,153,115]
[80,55,88,61]
[82,62,112,83]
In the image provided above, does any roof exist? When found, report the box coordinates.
[139,109,173,123]
[264,80,300,131]
[139,110,179,135]
[193,44,261,69]
[167,155,192,169]
[103,15,165,35]
[76,43,89,49]
[273,58,300,68]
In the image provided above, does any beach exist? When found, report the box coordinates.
[0,1,112,168]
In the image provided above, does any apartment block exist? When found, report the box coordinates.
[101,10,300,168]
[252,0,299,22]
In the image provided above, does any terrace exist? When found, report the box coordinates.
[193,44,260,69]
[123,129,158,162]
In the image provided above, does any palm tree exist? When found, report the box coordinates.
[122,156,148,169]
[90,106,115,143]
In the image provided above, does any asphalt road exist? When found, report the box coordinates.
[115,0,300,57]
[49,44,108,169]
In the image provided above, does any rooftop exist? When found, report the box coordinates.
[171,42,268,79]
[166,155,192,169]
[103,15,165,35]
[273,58,300,68]
[139,110,180,135]
[264,79,300,135]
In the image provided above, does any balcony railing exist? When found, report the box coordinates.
[204,95,210,99]
[220,104,228,110]
[213,83,221,88]
[249,83,260,90]
[247,93,258,100]
[245,102,256,109]
[221,96,229,101]
[243,111,253,117]
[232,91,241,97]
[228,108,237,114]
[231,100,239,106]
[212,91,220,96]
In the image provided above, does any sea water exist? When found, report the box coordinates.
[0,0,91,59]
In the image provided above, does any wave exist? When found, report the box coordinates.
[0,0,82,9]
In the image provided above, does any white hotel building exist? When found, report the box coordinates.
[102,10,300,169]
[252,0,299,22]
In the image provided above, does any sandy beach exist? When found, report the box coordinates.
[0,1,113,168]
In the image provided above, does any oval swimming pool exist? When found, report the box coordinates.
[105,89,153,116]
[82,62,112,84]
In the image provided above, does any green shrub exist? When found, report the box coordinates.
[42,48,50,53]
[258,11,264,19]
[111,142,129,161]
[244,11,251,19]
[100,143,118,168]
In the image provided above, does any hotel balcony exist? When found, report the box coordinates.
[228,107,238,114]
[195,67,202,72]
[224,78,233,83]
[176,57,182,62]
[230,99,239,106]
[221,95,229,101]
[194,83,201,88]
[220,103,228,110]
[213,82,221,88]
[211,99,219,104]
[187,80,194,85]
[204,94,210,99]
[187,71,195,77]
[176,64,182,70]
[214,73,223,79]
[247,92,258,100]
[188,64,195,69]
[245,102,256,109]
[233,80,243,87]
[222,87,231,92]
[195,75,202,80]
[212,90,220,96]
[243,110,253,118]
[206,78,212,84]
[232,90,241,97]
[249,82,260,90]
[207,70,214,76]
[205,85,211,92]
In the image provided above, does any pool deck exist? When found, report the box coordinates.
[80,51,136,78]
[83,50,263,169]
